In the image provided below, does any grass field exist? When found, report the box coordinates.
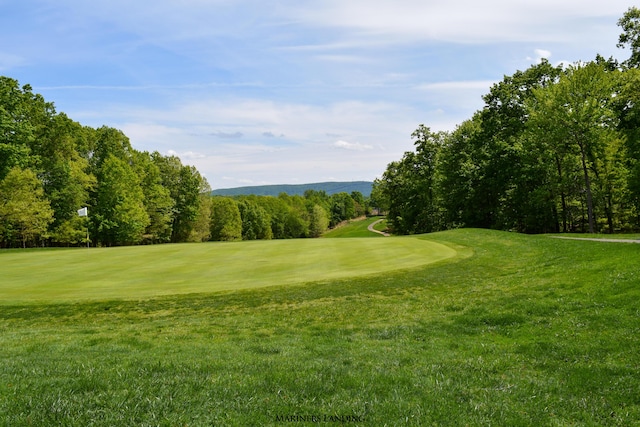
[321,216,385,238]
[1,228,640,425]
[0,236,456,304]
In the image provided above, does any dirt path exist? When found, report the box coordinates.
[368,219,390,236]
[549,236,640,244]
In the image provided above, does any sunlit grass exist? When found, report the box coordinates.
[1,229,639,425]
[0,236,456,304]
[321,216,385,238]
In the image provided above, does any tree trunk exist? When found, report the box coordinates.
[579,142,595,233]
[555,155,568,233]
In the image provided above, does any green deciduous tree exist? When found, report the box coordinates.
[154,154,207,243]
[613,68,640,228]
[308,204,329,237]
[376,126,445,234]
[38,114,95,244]
[0,167,54,247]
[0,77,56,181]
[133,151,174,243]
[189,192,212,243]
[238,199,272,240]
[210,197,242,241]
[434,117,482,229]
[474,60,562,230]
[528,62,621,233]
[92,155,149,245]
[618,6,640,68]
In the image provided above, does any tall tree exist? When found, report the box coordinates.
[618,6,640,68]
[434,117,482,229]
[89,126,134,171]
[308,204,329,237]
[529,62,621,233]
[475,60,562,229]
[210,197,242,241]
[237,199,272,240]
[132,151,174,243]
[0,78,38,181]
[38,114,95,243]
[189,191,212,243]
[614,67,640,228]
[92,155,149,245]
[376,126,445,234]
[330,192,357,227]
[0,167,54,248]
[154,154,207,243]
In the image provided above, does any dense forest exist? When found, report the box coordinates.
[372,7,640,235]
[0,78,369,248]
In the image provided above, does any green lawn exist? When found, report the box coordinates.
[1,229,639,426]
[321,216,386,238]
[0,235,457,304]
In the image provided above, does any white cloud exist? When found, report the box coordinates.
[211,131,243,139]
[167,149,206,160]
[92,96,423,187]
[333,140,373,151]
[526,49,552,64]
[416,80,497,91]
[285,0,630,45]
[534,49,552,60]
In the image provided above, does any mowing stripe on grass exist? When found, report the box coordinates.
[0,236,458,304]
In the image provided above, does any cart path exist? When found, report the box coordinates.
[549,236,640,244]
[368,219,390,236]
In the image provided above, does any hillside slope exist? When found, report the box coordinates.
[211,181,372,197]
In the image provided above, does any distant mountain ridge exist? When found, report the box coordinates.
[211,181,373,197]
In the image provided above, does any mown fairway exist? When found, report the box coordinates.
[321,216,386,238]
[1,229,640,426]
[0,236,456,304]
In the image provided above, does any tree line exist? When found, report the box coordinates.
[0,79,370,248]
[209,190,369,242]
[373,8,640,235]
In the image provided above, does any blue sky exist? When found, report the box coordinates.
[0,1,633,189]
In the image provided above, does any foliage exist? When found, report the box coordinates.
[527,62,621,233]
[188,193,212,242]
[0,167,54,247]
[207,191,367,241]
[377,126,446,234]
[617,6,640,68]
[132,151,174,243]
[92,155,150,246]
[0,77,210,247]
[237,199,273,240]
[376,18,640,234]
[210,197,242,241]
[308,204,329,237]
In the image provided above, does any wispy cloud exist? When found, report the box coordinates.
[211,131,244,139]
[167,149,206,160]
[0,53,26,70]
[286,0,628,45]
[333,140,373,151]
[416,80,498,91]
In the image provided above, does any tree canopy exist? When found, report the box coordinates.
[374,10,640,235]
[0,77,208,247]
[0,77,372,247]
